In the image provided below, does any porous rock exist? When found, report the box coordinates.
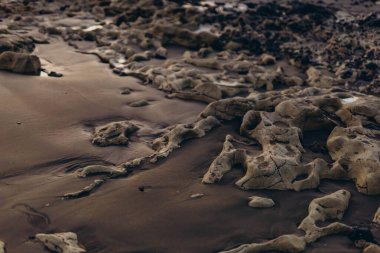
[150,116,220,162]
[92,121,139,146]
[35,232,86,253]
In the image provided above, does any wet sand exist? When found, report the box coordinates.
[0,1,380,253]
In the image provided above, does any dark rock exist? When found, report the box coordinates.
[0,51,41,75]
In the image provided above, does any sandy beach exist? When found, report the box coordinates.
[0,0,380,252]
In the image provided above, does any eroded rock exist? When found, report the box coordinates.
[203,89,380,195]
[221,190,352,253]
[92,121,139,147]
[63,179,105,199]
[150,116,220,162]
[35,232,86,253]
[77,165,126,178]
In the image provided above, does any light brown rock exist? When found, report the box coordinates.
[35,232,86,253]
[248,196,275,208]
[92,121,139,146]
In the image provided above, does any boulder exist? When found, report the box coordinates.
[0,51,41,75]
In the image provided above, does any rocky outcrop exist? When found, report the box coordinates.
[0,32,35,53]
[92,121,139,147]
[35,232,86,253]
[327,126,380,195]
[0,51,41,75]
[221,190,352,253]
[202,89,380,195]
[150,116,220,162]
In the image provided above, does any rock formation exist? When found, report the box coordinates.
[35,232,86,253]
[63,179,105,199]
[0,51,41,75]
[150,116,220,162]
[221,190,352,253]
[92,121,139,147]
[202,88,380,195]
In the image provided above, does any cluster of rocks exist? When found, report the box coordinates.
[1,0,380,252]
[5,0,370,96]
[202,87,380,195]
[222,190,380,253]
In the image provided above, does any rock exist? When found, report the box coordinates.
[374,207,380,225]
[261,53,276,65]
[150,116,220,163]
[0,51,41,75]
[190,193,204,199]
[203,95,335,191]
[224,61,252,74]
[200,97,256,120]
[0,33,35,53]
[121,88,132,95]
[129,99,149,107]
[298,189,351,243]
[154,24,218,50]
[77,165,126,178]
[92,121,139,146]
[155,47,167,59]
[201,88,380,195]
[129,51,152,62]
[197,47,213,58]
[35,232,86,253]
[220,234,306,253]
[193,82,222,100]
[307,67,335,88]
[202,135,245,184]
[362,243,380,253]
[327,126,380,195]
[167,92,217,104]
[184,57,222,70]
[224,41,242,51]
[248,196,275,208]
[0,241,4,253]
[221,190,352,253]
[81,47,120,63]
[63,179,105,199]
[48,71,63,77]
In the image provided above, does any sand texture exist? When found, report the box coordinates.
[0,0,380,253]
